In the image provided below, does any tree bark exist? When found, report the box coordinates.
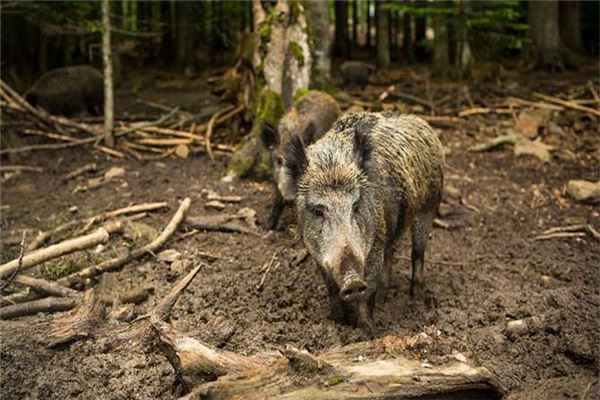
[376,1,391,67]
[101,0,114,147]
[559,0,584,54]
[366,0,372,50]
[304,0,332,89]
[403,11,414,61]
[432,7,450,78]
[223,0,313,181]
[352,0,358,51]
[334,0,349,57]
[528,0,563,70]
[176,1,196,68]
[414,1,427,60]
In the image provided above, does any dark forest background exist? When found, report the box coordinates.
[1,0,598,92]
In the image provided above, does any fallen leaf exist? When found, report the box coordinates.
[516,109,550,139]
[513,138,554,163]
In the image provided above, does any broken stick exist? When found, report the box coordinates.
[0,221,122,279]
[0,297,76,320]
[58,198,191,286]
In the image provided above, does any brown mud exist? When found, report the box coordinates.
[0,69,598,399]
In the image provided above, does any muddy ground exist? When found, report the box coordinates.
[0,68,598,399]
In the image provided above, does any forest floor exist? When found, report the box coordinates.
[0,65,598,399]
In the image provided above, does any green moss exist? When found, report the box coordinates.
[259,21,271,41]
[326,375,344,386]
[42,258,79,280]
[289,0,300,22]
[293,87,310,102]
[288,41,305,66]
[256,89,285,126]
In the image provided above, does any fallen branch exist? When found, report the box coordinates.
[0,297,76,319]
[0,222,122,279]
[11,274,79,298]
[27,201,167,251]
[256,252,278,291]
[0,165,43,173]
[505,97,563,111]
[468,135,516,153]
[57,198,191,287]
[63,163,98,181]
[205,105,236,160]
[533,92,600,117]
[185,214,260,236]
[532,224,600,242]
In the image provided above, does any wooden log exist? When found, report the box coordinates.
[0,222,122,279]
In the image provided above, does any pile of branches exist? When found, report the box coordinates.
[0,80,243,160]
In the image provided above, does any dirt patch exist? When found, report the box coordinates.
[1,72,598,399]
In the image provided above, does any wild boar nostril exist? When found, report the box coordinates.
[340,279,368,300]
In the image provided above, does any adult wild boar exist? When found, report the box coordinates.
[283,112,444,331]
[24,65,104,116]
[340,61,376,88]
[263,90,340,230]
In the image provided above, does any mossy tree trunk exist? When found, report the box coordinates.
[431,5,450,78]
[223,0,313,182]
[376,1,390,68]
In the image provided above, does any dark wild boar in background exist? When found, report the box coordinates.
[24,65,104,116]
[340,61,376,88]
[262,90,341,230]
[283,112,444,332]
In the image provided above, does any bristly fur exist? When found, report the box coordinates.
[283,135,308,194]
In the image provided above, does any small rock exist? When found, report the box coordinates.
[206,200,226,210]
[157,249,182,263]
[505,316,543,340]
[513,137,554,163]
[68,205,79,213]
[154,162,167,169]
[566,180,600,204]
[540,275,552,287]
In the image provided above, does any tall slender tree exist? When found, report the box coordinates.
[376,1,390,67]
[101,0,114,147]
[334,0,349,57]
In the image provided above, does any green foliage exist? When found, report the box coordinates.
[293,87,310,102]
[41,258,79,280]
[387,0,527,61]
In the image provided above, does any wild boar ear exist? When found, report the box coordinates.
[261,123,278,149]
[353,129,373,173]
[283,135,308,195]
[302,122,316,144]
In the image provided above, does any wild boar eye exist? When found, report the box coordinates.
[352,200,360,214]
[308,204,325,218]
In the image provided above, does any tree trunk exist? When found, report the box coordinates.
[376,1,390,67]
[352,0,358,52]
[334,0,349,57]
[403,11,414,61]
[223,0,313,182]
[366,0,372,50]
[414,1,427,60]
[304,0,332,89]
[432,12,450,78]
[455,0,473,77]
[528,0,563,70]
[176,1,195,68]
[559,0,584,54]
[101,0,114,147]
